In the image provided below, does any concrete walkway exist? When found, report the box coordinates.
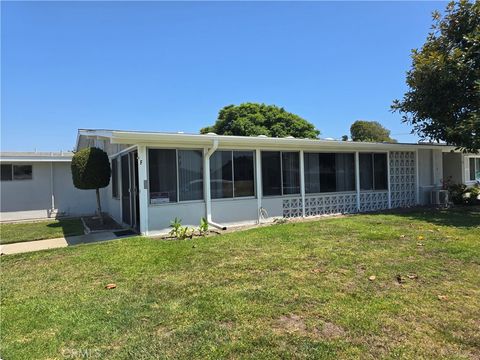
[0,231,120,255]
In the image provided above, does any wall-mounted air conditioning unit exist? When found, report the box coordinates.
[431,189,449,206]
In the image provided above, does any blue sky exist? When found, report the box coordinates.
[1,1,447,151]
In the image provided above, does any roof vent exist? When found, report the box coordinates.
[257,135,268,138]
[207,132,217,135]
[177,131,184,134]
[325,137,335,141]
[285,136,294,139]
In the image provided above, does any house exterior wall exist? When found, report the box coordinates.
[0,162,97,221]
[76,131,468,235]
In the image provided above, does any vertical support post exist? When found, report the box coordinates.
[387,151,392,209]
[415,149,420,205]
[299,150,305,217]
[137,145,149,235]
[355,151,361,212]
[255,149,263,223]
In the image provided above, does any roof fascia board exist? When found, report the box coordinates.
[110,132,455,151]
[0,157,72,162]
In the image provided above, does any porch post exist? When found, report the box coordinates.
[299,150,305,217]
[137,145,149,235]
[387,151,392,209]
[255,149,263,223]
[355,151,361,212]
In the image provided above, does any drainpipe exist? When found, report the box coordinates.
[50,162,55,214]
[203,139,226,230]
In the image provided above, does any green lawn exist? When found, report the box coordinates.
[0,218,84,245]
[1,208,479,359]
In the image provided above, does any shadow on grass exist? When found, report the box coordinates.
[46,218,85,238]
[372,206,480,229]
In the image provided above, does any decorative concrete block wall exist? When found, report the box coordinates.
[389,151,416,208]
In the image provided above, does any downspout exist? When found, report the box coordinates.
[50,162,55,216]
[203,139,227,230]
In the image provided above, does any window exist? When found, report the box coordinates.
[211,150,255,199]
[111,158,119,198]
[469,157,480,181]
[0,164,32,181]
[1,164,12,181]
[233,151,255,197]
[261,151,300,196]
[360,153,388,190]
[304,153,355,193]
[282,152,300,195]
[149,149,177,203]
[261,152,281,196]
[178,150,203,201]
[149,149,204,204]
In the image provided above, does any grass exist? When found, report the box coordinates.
[0,218,84,245]
[1,207,479,359]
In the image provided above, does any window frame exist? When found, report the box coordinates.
[0,163,33,181]
[147,147,205,205]
[261,151,301,197]
[359,152,389,191]
[210,149,256,200]
[468,157,480,182]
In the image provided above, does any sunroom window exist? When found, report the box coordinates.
[304,153,355,193]
[261,151,300,196]
[148,149,203,204]
[210,150,255,199]
[359,153,388,191]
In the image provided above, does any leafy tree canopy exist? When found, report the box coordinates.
[200,103,320,139]
[71,147,111,190]
[350,120,397,143]
[392,0,480,152]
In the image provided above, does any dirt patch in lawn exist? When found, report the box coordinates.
[273,315,346,340]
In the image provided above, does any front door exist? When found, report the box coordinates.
[121,151,140,232]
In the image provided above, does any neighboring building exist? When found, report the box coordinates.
[0,152,97,221]
[74,129,478,236]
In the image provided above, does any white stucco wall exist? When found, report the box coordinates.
[211,197,258,225]
[0,162,97,221]
[148,201,205,234]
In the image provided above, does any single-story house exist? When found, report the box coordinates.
[73,129,479,235]
[1,130,477,231]
[0,152,97,221]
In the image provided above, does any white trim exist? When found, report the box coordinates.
[137,146,149,235]
[299,150,305,217]
[355,151,360,211]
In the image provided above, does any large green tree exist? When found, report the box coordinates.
[350,120,397,143]
[392,0,480,152]
[200,103,320,138]
[71,147,111,223]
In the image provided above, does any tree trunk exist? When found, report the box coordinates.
[95,188,104,225]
